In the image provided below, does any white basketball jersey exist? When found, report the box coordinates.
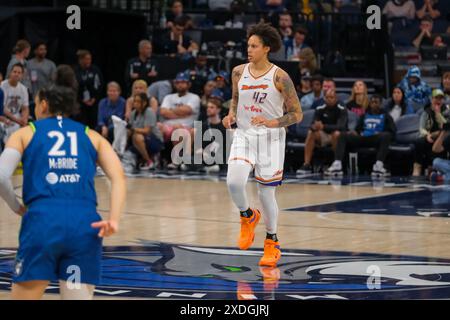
[237,63,284,135]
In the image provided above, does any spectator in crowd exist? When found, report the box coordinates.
[125,79,148,121]
[398,65,432,111]
[125,40,159,95]
[431,123,450,183]
[310,78,343,110]
[193,98,227,173]
[54,64,78,93]
[298,47,317,74]
[441,71,450,106]
[0,63,29,142]
[347,80,369,117]
[300,74,323,110]
[298,89,348,173]
[186,51,212,96]
[147,79,174,111]
[277,12,293,59]
[416,0,441,20]
[97,82,126,143]
[413,89,448,176]
[199,82,218,121]
[383,87,414,122]
[6,40,30,78]
[433,35,446,47]
[128,93,164,170]
[413,17,434,48]
[158,72,201,169]
[326,95,396,177]
[210,70,231,101]
[288,27,309,61]
[382,0,416,20]
[74,49,104,129]
[157,16,199,58]
[27,42,57,99]
[166,0,193,29]
[298,71,312,99]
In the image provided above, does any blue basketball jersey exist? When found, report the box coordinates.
[362,113,385,137]
[22,116,98,206]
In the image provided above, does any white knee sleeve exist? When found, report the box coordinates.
[257,184,279,234]
[226,161,252,211]
[59,281,95,300]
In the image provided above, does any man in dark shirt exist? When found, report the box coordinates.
[156,16,199,58]
[413,16,434,48]
[325,94,396,177]
[125,40,159,95]
[186,51,212,96]
[298,89,348,173]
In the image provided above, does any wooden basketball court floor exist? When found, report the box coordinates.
[1,174,450,299]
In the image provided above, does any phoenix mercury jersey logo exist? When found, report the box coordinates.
[1,242,450,299]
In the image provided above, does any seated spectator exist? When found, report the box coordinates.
[125,79,148,121]
[200,80,217,116]
[192,98,227,173]
[158,72,201,169]
[416,0,441,20]
[398,65,432,111]
[186,51,212,96]
[298,89,348,173]
[413,89,448,176]
[346,80,369,117]
[288,27,309,61]
[431,123,450,183]
[382,0,416,20]
[300,74,323,110]
[433,34,447,47]
[166,0,193,29]
[298,71,312,99]
[383,87,414,122]
[310,78,344,110]
[277,12,293,59]
[298,47,317,74]
[74,49,104,129]
[325,95,396,177]
[128,93,164,170]
[0,63,29,142]
[200,88,223,121]
[413,17,435,48]
[27,42,57,100]
[97,82,126,143]
[210,71,231,101]
[156,16,199,58]
[125,40,159,95]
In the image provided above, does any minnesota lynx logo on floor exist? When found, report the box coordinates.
[1,242,450,299]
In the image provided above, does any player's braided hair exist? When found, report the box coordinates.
[37,85,77,116]
[247,22,282,53]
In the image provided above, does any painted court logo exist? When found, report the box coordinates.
[1,242,450,299]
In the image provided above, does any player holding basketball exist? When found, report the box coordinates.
[223,23,303,267]
[0,85,126,299]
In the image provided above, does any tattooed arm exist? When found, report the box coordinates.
[222,64,245,129]
[252,68,303,128]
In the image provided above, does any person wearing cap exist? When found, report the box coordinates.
[398,65,432,112]
[159,72,201,169]
[212,71,231,101]
[413,88,449,176]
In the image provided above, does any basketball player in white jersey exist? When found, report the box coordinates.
[223,23,303,267]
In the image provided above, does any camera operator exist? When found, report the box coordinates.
[431,122,450,183]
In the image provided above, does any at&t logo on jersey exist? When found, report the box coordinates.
[46,172,81,185]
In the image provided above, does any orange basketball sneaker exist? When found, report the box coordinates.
[238,208,261,250]
[259,239,281,267]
